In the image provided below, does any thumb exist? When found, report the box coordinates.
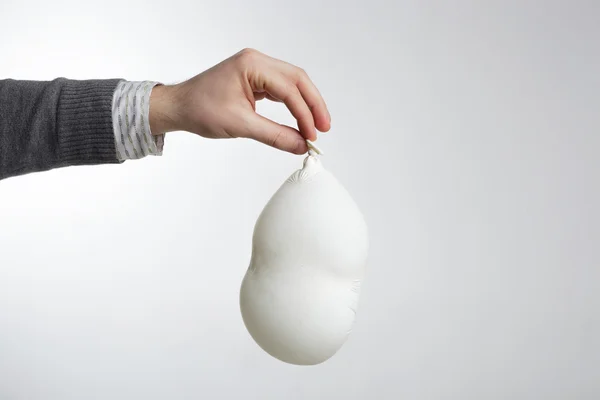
[243,112,309,155]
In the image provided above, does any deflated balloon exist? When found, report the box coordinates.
[240,153,369,365]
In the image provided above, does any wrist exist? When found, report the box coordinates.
[149,84,178,135]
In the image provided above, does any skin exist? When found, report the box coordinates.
[149,48,331,154]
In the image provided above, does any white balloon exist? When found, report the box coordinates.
[240,153,369,365]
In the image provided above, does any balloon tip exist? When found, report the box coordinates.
[306,139,323,156]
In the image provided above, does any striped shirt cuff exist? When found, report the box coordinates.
[112,80,164,161]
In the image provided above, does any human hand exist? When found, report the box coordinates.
[149,48,331,154]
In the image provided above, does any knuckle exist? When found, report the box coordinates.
[298,67,308,78]
[237,48,258,62]
[295,67,309,82]
[296,104,312,120]
[241,47,256,54]
[269,130,284,148]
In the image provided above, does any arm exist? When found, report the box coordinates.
[0,48,330,181]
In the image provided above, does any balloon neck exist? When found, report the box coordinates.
[286,148,324,184]
[301,152,323,178]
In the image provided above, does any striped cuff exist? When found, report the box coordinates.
[112,80,164,161]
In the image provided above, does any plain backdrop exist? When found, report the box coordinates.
[0,0,599,399]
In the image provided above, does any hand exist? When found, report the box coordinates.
[149,48,331,154]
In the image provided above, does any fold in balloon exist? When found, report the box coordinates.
[240,153,369,365]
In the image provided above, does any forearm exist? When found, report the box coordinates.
[0,78,121,181]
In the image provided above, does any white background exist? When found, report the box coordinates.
[0,0,599,399]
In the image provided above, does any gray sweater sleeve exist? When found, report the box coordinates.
[0,78,123,181]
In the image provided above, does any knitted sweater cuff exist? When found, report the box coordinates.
[57,79,122,166]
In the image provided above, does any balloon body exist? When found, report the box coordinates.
[240,155,369,365]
